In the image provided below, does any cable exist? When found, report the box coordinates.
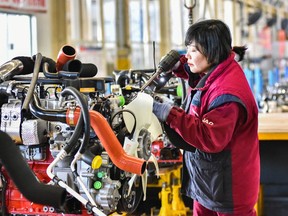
[70,152,98,209]
[64,113,83,154]
[46,149,106,216]
[61,86,90,154]
[60,87,101,212]
[111,109,137,140]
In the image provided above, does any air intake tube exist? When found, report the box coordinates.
[67,108,147,175]
[0,130,66,208]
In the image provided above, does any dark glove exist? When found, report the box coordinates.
[152,101,172,122]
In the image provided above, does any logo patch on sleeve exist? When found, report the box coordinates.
[202,118,214,125]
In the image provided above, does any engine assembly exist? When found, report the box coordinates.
[0,45,183,216]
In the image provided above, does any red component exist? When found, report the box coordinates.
[1,147,90,215]
[151,140,164,160]
[151,140,183,164]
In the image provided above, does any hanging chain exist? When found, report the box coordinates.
[184,0,197,26]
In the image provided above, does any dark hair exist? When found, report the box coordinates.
[185,19,247,64]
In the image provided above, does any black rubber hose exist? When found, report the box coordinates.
[0,130,66,208]
[0,169,7,216]
[81,149,95,166]
[42,62,59,78]
[61,86,90,154]
[29,92,67,122]
[64,113,84,154]
[28,87,86,154]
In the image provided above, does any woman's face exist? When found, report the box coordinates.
[185,44,212,74]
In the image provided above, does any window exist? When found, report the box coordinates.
[103,0,116,43]
[129,0,143,42]
[0,12,37,64]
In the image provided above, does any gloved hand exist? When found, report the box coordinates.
[152,101,172,122]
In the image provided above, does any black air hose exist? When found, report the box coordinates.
[28,91,83,154]
[0,168,7,216]
[0,130,66,208]
[64,113,84,154]
[29,93,67,122]
[61,86,90,154]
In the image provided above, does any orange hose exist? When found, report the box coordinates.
[56,45,76,71]
[66,108,146,175]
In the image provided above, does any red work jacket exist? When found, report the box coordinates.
[165,53,260,214]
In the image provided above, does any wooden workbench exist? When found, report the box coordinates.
[258,113,288,140]
[258,112,288,216]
